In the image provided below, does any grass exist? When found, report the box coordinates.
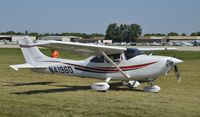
[0,48,200,117]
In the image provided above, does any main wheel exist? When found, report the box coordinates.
[91,82,110,92]
[144,85,160,93]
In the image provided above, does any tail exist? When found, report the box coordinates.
[18,36,49,65]
[10,36,49,70]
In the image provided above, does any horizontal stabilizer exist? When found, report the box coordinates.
[9,63,47,71]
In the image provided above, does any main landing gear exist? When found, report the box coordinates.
[91,78,110,92]
[123,79,160,93]
[91,82,110,92]
[122,80,140,89]
[91,78,161,93]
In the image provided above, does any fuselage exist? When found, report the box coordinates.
[33,54,179,82]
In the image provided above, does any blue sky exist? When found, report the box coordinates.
[0,0,200,35]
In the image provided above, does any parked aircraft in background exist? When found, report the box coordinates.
[169,41,193,46]
[10,37,183,92]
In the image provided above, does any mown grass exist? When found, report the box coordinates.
[0,48,200,117]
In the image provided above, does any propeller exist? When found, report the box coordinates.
[174,65,181,83]
[165,59,173,75]
[166,59,181,83]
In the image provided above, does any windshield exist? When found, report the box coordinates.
[124,48,144,60]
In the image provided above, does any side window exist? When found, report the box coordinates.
[90,54,121,63]
[90,55,104,63]
[106,54,121,63]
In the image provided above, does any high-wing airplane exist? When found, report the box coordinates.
[10,37,183,92]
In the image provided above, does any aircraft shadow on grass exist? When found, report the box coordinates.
[3,81,55,86]
[8,82,144,95]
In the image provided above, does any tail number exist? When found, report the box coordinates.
[49,66,73,74]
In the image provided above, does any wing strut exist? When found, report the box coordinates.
[99,49,130,80]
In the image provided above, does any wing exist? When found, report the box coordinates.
[32,41,127,55]
[138,47,177,51]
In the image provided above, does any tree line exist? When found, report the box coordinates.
[144,32,200,36]
[0,31,104,39]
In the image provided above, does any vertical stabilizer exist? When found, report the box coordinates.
[18,36,48,65]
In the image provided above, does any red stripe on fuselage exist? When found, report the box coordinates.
[40,61,158,73]
[96,61,157,70]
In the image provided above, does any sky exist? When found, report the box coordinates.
[0,0,200,35]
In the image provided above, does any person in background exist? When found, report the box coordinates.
[51,50,60,58]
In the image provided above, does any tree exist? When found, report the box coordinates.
[167,32,179,36]
[144,33,154,36]
[191,32,200,36]
[191,32,197,36]
[129,24,142,42]
[119,24,130,42]
[181,33,187,36]
[156,33,166,36]
[105,23,142,42]
[196,32,200,36]
[44,33,50,36]
[29,32,38,36]
[90,33,105,37]
[105,23,117,40]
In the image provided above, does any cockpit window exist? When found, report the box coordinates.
[124,48,144,60]
[90,49,143,63]
[90,55,104,63]
[107,54,121,63]
[90,54,121,63]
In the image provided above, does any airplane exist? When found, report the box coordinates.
[9,36,183,93]
[169,41,194,46]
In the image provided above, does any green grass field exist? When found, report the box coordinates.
[0,48,200,117]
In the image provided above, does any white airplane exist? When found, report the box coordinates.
[10,37,183,92]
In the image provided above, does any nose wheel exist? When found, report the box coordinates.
[144,85,160,93]
[143,79,161,93]
[123,80,140,89]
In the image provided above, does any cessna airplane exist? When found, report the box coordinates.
[10,37,183,92]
